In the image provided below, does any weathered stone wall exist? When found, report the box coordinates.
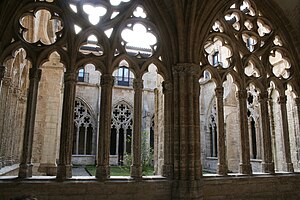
[1,175,300,200]
[0,179,172,200]
[202,175,300,200]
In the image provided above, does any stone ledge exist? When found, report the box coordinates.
[0,164,19,176]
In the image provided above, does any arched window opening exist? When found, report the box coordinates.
[73,99,96,156]
[113,60,134,87]
[117,66,130,86]
[143,64,164,176]
[110,102,133,166]
[78,68,89,82]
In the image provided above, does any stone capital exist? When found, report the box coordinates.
[29,68,42,81]
[173,63,200,75]
[162,81,173,94]
[133,78,143,91]
[277,95,287,104]
[295,97,300,106]
[215,87,224,98]
[258,91,269,102]
[64,72,77,83]
[100,74,114,87]
[236,90,247,100]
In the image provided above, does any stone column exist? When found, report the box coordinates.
[215,87,227,175]
[295,97,300,169]
[277,95,294,172]
[162,81,173,178]
[96,74,114,180]
[236,90,252,175]
[130,78,143,178]
[18,68,42,178]
[258,91,275,173]
[172,64,202,180]
[57,72,77,179]
[0,77,11,168]
[193,76,202,179]
[8,88,20,164]
[172,64,202,200]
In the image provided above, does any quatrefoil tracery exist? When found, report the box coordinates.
[19,9,63,46]
[204,0,293,81]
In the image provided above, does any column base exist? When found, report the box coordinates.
[130,164,142,179]
[217,163,228,176]
[38,163,57,176]
[262,162,275,174]
[95,165,110,180]
[18,163,33,178]
[172,180,203,200]
[283,162,294,173]
[56,164,72,180]
[162,164,173,178]
[239,163,252,175]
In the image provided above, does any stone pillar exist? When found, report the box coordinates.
[7,88,20,164]
[96,74,114,180]
[215,87,227,175]
[162,81,173,178]
[57,72,77,179]
[258,91,275,173]
[18,68,42,178]
[295,98,300,169]
[236,90,252,175]
[0,77,10,168]
[172,64,202,180]
[277,95,294,172]
[172,64,202,200]
[130,78,143,179]
[193,76,202,179]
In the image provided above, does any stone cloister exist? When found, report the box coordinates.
[1,0,300,199]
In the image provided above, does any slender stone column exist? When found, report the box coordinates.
[96,74,114,180]
[193,77,202,179]
[215,87,227,175]
[236,90,252,175]
[0,77,11,167]
[162,81,174,178]
[7,88,20,164]
[57,72,77,179]
[130,78,143,178]
[278,95,294,172]
[258,91,275,173]
[18,68,42,178]
[295,97,300,169]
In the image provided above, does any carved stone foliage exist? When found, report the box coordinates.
[202,0,295,93]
